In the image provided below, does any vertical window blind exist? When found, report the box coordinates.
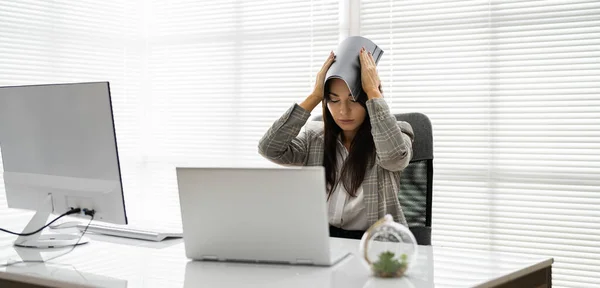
[141,0,339,228]
[0,0,144,240]
[0,0,339,232]
[360,1,600,287]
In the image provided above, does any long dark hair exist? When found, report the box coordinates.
[322,81,376,199]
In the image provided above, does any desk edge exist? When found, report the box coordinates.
[473,258,554,288]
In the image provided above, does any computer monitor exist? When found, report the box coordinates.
[0,82,127,248]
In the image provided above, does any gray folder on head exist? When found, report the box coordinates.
[325,36,384,100]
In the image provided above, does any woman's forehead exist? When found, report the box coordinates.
[328,78,351,96]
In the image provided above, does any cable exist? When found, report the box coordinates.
[0,208,82,236]
[0,209,95,268]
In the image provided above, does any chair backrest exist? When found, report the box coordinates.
[394,113,433,246]
[311,113,434,245]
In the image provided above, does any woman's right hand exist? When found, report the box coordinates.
[311,51,336,100]
[300,51,336,112]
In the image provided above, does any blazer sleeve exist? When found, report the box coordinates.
[367,98,415,172]
[258,103,312,166]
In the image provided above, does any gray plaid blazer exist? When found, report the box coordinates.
[258,98,415,228]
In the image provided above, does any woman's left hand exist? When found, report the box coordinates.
[359,47,382,99]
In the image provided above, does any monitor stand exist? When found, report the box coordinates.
[14,194,89,248]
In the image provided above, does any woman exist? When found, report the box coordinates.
[258,47,414,239]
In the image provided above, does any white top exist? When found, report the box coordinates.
[0,232,554,288]
[327,139,368,231]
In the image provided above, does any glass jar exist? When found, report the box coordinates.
[359,214,418,278]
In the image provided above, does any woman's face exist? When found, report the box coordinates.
[326,78,366,133]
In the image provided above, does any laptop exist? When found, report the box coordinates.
[176,166,350,266]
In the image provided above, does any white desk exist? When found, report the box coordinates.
[0,233,552,288]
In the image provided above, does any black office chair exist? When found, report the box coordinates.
[312,113,433,245]
[395,113,433,246]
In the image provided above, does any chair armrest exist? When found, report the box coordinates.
[409,226,432,246]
